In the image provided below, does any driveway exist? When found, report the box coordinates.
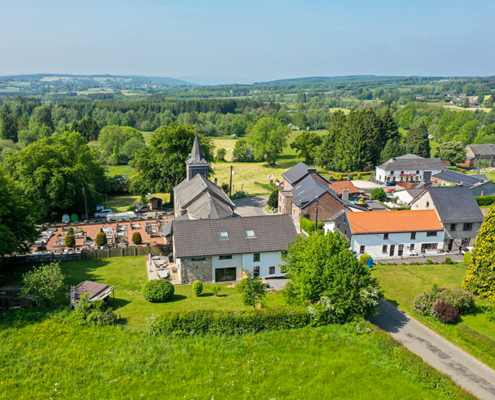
[233,196,269,217]
[371,300,495,400]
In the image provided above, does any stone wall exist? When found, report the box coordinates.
[180,257,213,284]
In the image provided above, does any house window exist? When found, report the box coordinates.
[382,245,388,253]
[269,266,275,275]
[383,233,389,240]
[401,171,404,175]
[219,255,232,260]
[462,238,470,245]
[215,268,236,282]
[253,266,260,278]
[390,171,394,175]
[410,244,415,250]
[463,223,473,231]
[450,224,456,231]
[246,230,255,238]
[421,243,438,251]
[220,231,228,239]
[416,171,419,174]
[426,202,430,208]
[191,257,206,261]
[411,232,416,240]
[253,253,260,262]
[426,231,438,237]
[360,245,365,254]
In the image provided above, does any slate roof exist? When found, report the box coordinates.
[187,193,233,219]
[432,170,488,188]
[468,144,495,157]
[428,187,484,224]
[282,161,311,185]
[173,215,298,258]
[377,154,446,171]
[291,175,339,208]
[68,281,113,302]
[174,174,234,215]
[162,214,189,237]
[347,210,442,234]
[186,133,208,165]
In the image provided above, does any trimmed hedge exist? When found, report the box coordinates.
[149,308,312,336]
[359,254,371,265]
[142,280,175,303]
[475,195,495,206]
[300,217,323,234]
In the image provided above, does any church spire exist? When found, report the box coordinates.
[186,132,209,181]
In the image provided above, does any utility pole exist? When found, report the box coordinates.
[230,165,233,198]
[314,196,319,233]
[82,187,89,221]
[105,193,108,208]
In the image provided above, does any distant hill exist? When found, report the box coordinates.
[254,75,411,85]
[0,74,196,87]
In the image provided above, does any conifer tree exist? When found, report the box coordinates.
[463,205,495,301]
[379,139,405,164]
[406,122,430,158]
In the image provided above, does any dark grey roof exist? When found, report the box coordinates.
[173,215,297,258]
[366,200,387,211]
[68,281,112,302]
[406,188,427,199]
[291,174,339,208]
[174,174,234,213]
[187,193,233,219]
[428,187,484,224]
[282,162,310,185]
[432,170,488,188]
[162,214,189,237]
[468,144,495,157]
[377,154,446,171]
[186,133,208,165]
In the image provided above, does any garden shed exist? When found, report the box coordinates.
[149,197,163,210]
[68,281,114,307]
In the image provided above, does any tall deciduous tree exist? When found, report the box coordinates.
[407,122,431,158]
[290,131,322,164]
[437,141,467,165]
[0,172,38,262]
[131,122,214,202]
[463,205,495,302]
[247,117,290,166]
[1,132,107,218]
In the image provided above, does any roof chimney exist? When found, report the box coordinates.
[308,168,317,175]
[342,189,349,202]
[459,181,463,187]
[214,177,218,186]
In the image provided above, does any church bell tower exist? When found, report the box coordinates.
[186,133,209,181]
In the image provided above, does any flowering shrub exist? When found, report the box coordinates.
[414,285,475,323]
[434,302,459,324]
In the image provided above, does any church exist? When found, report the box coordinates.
[164,133,298,284]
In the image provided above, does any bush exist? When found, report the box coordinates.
[95,232,107,246]
[414,285,475,318]
[370,187,387,202]
[363,166,371,172]
[267,189,279,210]
[445,257,453,265]
[22,262,66,307]
[192,281,203,297]
[70,293,117,326]
[216,148,226,161]
[149,308,312,336]
[463,251,472,265]
[211,285,221,297]
[434,301,459,323]
[142,280,175,303]
[132,232,142,245]
[475,195,495,206]
[65,235,76,248]
[300,217,323,234]
[359,254,371,265]
[68,226,74,234]
[426,259,433,265]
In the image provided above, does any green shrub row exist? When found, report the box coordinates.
[475,195,495,206]
[149,308,312,336]
[300,217,323,234]
[456,324,495,366]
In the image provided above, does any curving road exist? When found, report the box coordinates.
[371,300,495,400]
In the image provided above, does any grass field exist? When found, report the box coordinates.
[0,257,284,326]
[0,319,471,399]
[106,164,133,177]
[372,263,495,369]
[105,192,170,211]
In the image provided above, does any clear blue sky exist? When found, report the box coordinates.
[1,0,494,84]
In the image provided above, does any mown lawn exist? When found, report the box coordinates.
[105,192,170,211]
[0,257,284,327]
[106,164,134,177]
[0,319,472,399]
[372,263,495,369]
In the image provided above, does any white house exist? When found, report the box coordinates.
[376,154,446,184]
[172,215,298,284]
[339,210,444,260]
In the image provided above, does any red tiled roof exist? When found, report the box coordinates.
[329,181,359,195]
[346,210,442,234]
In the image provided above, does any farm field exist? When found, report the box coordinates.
[0,318,471,399]
[372,263,495,370]
[0,257,284,326]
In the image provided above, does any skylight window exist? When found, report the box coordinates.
[246,230,255,238]
[220,231,228,239]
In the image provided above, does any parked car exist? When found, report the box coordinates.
[461,246,473,255]
[94,209,113,218]
[384,188,395,193]
[385,181,397,186]
[135,205,150,213]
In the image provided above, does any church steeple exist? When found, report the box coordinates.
[186,133,209,181]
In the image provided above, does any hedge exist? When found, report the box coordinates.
[300,217,323,234]
[475,195,495,206]
[149,308,312,336]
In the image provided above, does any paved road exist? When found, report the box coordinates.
[233,196,269,217]
[371,300,495,400]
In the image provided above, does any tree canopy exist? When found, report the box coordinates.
[437,141,467,165]
[406,122,431,158]
[131,122,214,200]
[247,117,290,166]
[1,132,107,218]
[290,131,322,164]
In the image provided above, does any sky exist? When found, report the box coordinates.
[1,0,494,85]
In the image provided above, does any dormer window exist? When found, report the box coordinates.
[246,230,255,238]
[220,231,228,239]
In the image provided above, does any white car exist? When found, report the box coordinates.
[94,209,113,218]
[461,246,473,255]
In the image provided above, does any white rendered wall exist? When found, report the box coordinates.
[376,168,444,183]
[242,252,283,277]
[212,254,243,282]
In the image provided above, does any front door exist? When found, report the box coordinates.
[390,245,395,257]
[448,239,453,251]
[215,267,237,282]
[253,266,260,278]
[398,244,403,256]
[424,171,432,182]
